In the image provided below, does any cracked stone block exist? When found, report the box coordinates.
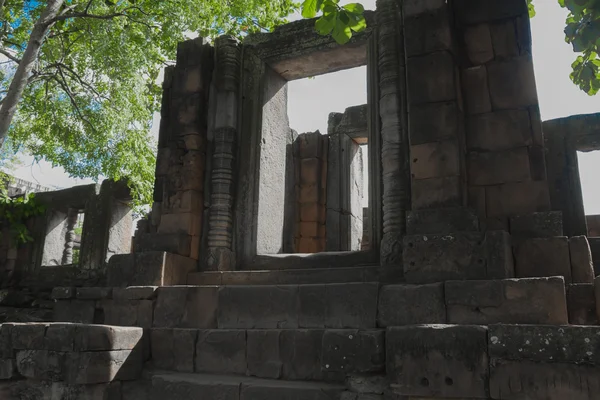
[445,277,568,325]
[247,330,283,379]
[16,350,66,381]
[377,283,446,326]
[218,285,298,329]
[322,330,384,373]
[406,207,479,235]
[65,349,142,384]
[102,300,154,328]
[298,283,378,328]
[112,286,158,301]
[195,330,246,375]
[387,325,489,398]
[509,211,563,239]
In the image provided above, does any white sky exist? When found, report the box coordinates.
[8,0,600,213]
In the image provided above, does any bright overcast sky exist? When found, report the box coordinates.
[9,0,600,212]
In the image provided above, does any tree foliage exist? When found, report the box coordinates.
[0,0,295,207]
[301,0,366,44]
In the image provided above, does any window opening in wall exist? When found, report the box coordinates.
[256,65,369,256]
[577,150,600,237]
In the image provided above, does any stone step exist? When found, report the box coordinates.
[149,328,384,381]
[132,371,346,400]
[152,283,379,329]
[187,266,404,285]
[243,252,375,270]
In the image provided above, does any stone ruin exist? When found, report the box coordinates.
[1,0,600,398]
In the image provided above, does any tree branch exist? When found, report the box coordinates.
[51,73,95,132]
[0,47,20,63]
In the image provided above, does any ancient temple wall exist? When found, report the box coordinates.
[454,0,551,227]
[148,38,214,261]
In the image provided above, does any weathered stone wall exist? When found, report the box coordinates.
[141,38,213,262]
[294,132,328,253]
[457,1,549,228]
[588,215,600,237]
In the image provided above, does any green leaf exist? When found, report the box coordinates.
[343,3,365,14]
[348,13,367,32]
[301,0,320,18]
[315,13,336,35]
[332,14,352,44]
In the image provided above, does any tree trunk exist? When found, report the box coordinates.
[0,0,64,144]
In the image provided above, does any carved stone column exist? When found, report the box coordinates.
[205,36,241,271]
[377,0,410,267]
[61,208,79,265]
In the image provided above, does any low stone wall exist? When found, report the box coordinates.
[0,323,144,398]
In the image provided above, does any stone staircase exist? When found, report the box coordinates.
[2,207,599,399]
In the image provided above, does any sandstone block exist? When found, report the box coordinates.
[485,181,551,217]
[16,349,66,381]
[490,359,600,400]
[322,330,384,373]
[163,190,203,215]
[345,375,387,394]
[454,0,528,24]
[462,66,492,115]
[570,236,595,283]
[464,24,494,65]
[288,329,339,381]
[567,283,598,325]
[158,213,202,237]
[65,349,141,384]
[0,359,15,380]
[298,283,378,328]
[107,254,135,286]
[247,329,283,379]
[53,300,95,324]
[515,237,572,281]
[134,233,193,258]
[407,52,456,105]
[377,283,446,326]
[406,207,479,235]
[195,330,246,375]
[51,287,74,300]
[509,211,563,239]
[76,287,112,300]
[122,381,149,400]
[467,148,531,186]
[153,286,218,328]
[386,325,488,398]
[466,109,532,152]
[151,373,240,400]
[403,231,513,283]
[489,324,600,364]
[300,202,326,222]
[490,20,519,59]
[445,277,568,324]
[133,252,196,286]
[112,286,158,301]
[409,102,459,146]
[72,325,144,352]
[487,56,538,110]
[7,323,47,350]
[151,328,197,372]
[299,132,327,159]
[102,299,154,328]
[403,0,446,17]
[0,325,11,359]
[239,381,343,400]
[411,140,460,180]
[218,285,298,329]
[405,7,452,57]
[411,176,461,209]
[300,158,323,186]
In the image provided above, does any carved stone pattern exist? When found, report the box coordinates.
[61,209,79,265]
[207,38,241,253]
[208,127,236,248]
[377,0,410,236]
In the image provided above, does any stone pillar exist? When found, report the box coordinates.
[205,36,241,271]
[377,0,411,267]
[404,0,466,211]
[149,38,214,261]
[295,132,328,253]
[61,208,79,265]
[454,0,550,227]
[326,114,365,252]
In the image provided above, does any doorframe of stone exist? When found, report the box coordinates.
[234,23,382,270]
